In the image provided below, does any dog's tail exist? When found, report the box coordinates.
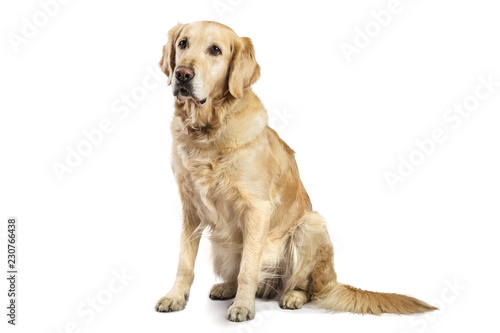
[312,283,437,315]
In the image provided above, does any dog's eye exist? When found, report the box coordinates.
[209,45,221,56]
[178,39,187,50]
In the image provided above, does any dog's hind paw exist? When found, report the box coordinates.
[209,282,237,300]
[279,290,307,310]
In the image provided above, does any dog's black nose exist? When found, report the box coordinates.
[175,66,194,82]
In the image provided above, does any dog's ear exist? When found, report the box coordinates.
[228,37,261,99]
[159,23,186,85]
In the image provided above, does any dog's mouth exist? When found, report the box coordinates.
[174,85,207,105]
[179,87,190,97]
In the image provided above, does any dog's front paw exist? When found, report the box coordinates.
[227,303,255,322]
[155,293,188,312]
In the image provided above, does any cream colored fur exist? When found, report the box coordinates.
[155,21,436,322]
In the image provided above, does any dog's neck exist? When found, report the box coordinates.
[172,89,268,150]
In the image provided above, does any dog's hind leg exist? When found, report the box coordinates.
[280,211,337,310]
[210,242,241,300]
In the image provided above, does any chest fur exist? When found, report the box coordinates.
[174,142,238,227]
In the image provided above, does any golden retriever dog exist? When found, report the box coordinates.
[155,21,436,322]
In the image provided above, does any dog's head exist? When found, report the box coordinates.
[159,21,260,104]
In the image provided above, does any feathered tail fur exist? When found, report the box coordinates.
[313,283,437,315]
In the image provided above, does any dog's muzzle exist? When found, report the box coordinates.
[172,66,206,104]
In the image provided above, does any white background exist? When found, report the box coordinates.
[1,0,499,332]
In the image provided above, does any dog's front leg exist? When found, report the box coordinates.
[227,206,270,322]
[156,209,201,312]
